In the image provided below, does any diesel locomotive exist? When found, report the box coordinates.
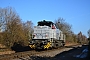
[29,20,65,49]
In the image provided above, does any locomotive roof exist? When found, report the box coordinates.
[38,20,54,26]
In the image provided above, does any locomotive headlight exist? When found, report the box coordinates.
[45,34,48,38]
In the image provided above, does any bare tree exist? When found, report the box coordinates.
[77,31,82,44]
[0,7,26,48]
[0,8,5,32]
[55,17,74,43]
[77,31,88,44]
[0,7,34,48]
[22,21,33,41]
[55,18,72,34]
[88,29,90,38]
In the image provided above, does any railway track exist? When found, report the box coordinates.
[0,44,83,60]
[0,50,39,60]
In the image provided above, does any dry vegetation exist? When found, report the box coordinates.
[55,18,88,44]
[0,7,88,52]
[0,7,33,49]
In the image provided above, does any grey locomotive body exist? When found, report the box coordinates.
[29,20,65,49]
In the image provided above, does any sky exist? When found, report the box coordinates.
[0,0,90,37]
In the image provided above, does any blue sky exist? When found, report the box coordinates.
[0,0,90,37]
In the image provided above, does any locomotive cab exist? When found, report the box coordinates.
[38,20,56,29]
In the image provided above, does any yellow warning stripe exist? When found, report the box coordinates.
[29,44,35,49]
[44,42,51,49]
